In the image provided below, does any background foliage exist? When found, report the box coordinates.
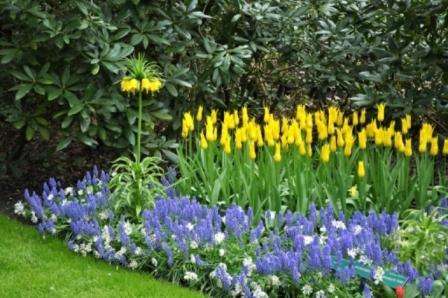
[1,0,447,164]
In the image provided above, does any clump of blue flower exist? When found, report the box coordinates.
[16,167,443,297]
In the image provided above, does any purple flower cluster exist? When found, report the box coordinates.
[19,168,444,297]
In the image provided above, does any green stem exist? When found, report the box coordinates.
[136,90,143,163]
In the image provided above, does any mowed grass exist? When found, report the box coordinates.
[0,215,204,298]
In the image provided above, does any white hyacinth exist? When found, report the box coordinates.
[303,235,314,246]
[219,248,226,257]
[353,224,363,235]
[331,220,346,230]
[186,222,194,231]
[183,271,198,282]
[123,221,132,236]
[151,257,158,267]
[315,290,326,298]
[128,260,138,270]
[302,284,313,295]
[31,211,38,223]
[214,232,226,244]
[190,241,198,249]
[373,266,385,285]
[328,284,335,293]
[269,275,280,286]
[14,201,25,216]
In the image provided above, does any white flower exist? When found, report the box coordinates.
[253,287,268,298]
[115,247,127,258]
[331,220,346,230]
[47,194,54,201]
[347,248,359,258]
[303,235,314,246]
[77,189,84,196]
[72,244,80,253]
[134,247,143,256]
[151,257,158,267]
[230,284,242,297]
[328,284,335,293]
[186,222,194,231]
[219,248,226,257]
[190,254,196,264]
[353,225,362,235]
[14,201,25,216]
[315,290,326,298]
[94,251,100,258]
[373,267,384,285]
[190,241,198,249]
[65,187,74,196]
[302,284,313,295]
[50,214,58,222]
[123,221,132,236]
[31,211,38,223]
[269,275,280,286]
[98,211,109,220]
[243,257,256,275]
[221,216,226,224]
[214,232,225,244]
[183,271,198,282]
[359,255,372,266]
[128,260,138,270]
[320,226,327,233]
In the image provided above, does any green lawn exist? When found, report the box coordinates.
[0,215,204,298]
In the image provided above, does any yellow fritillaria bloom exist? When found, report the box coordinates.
[376,103,386,122]
[357,161,365,178]
[330,135,337,152]
[120,78,139,93]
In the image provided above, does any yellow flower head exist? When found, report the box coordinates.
[360,109,366,124]
[352,111,359,126]
[273,142,282,162]
[358,129,367,150]
[443,139,448,155]
[320,143,331,163]
[249,141,256,160]
[430,136,439,156]
[376,103,386,122]
[349,185,358,198]
[196,106,203,121]
[357,161,365,178]
[121,78,139,93]
[200,131,208,149]
[404,138,413,157]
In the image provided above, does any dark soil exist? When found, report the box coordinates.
[0,122,118,217]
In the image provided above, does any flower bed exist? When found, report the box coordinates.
[16,167,448,297]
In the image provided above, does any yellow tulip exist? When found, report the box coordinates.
[273,143,282,162]
[249,141,256,160]
[404,138,412,157]
[360,109,366,124]
[376,103,386,122]
[430,136,439,156]
[330,135,337,152]
[200,132,208,149]
[443,139,448,155]
[352,111,359,126]
[358,129,367,149]
[357,161,365,178]
[320,143,331,163]
[196,105,203,121]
